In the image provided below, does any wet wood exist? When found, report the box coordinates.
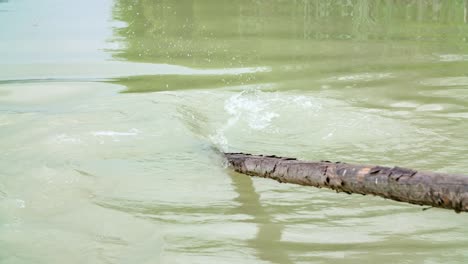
[224,153,468,213]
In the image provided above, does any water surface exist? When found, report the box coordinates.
[1,0,468,263]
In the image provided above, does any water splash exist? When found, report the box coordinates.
[209,88,323,152]
[209,114,240,152]
[210,89,280,152]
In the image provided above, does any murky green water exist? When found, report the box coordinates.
[1,0,468,263]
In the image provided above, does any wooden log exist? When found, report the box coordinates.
[224,153,468,213]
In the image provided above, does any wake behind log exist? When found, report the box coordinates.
[224,153,468,213]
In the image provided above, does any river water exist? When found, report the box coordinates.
[1,0,468,263]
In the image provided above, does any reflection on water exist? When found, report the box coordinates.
[112,0,468,93]
[114,0,468,65]
[231,172,293,264]
[1,0,468,263]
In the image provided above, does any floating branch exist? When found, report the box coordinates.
[224,153,468,213]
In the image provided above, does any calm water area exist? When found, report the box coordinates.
[1,0,468,263]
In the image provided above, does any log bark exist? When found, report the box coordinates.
[224,153,468,213]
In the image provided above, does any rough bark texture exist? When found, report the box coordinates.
[224,153,468,213]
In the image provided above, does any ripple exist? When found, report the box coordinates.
[416,104,444,112]
[390,101,419,108]
[438,54,468,62]
[420,77,468,87]
[91,128,140,137]
[327,73,393,82]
